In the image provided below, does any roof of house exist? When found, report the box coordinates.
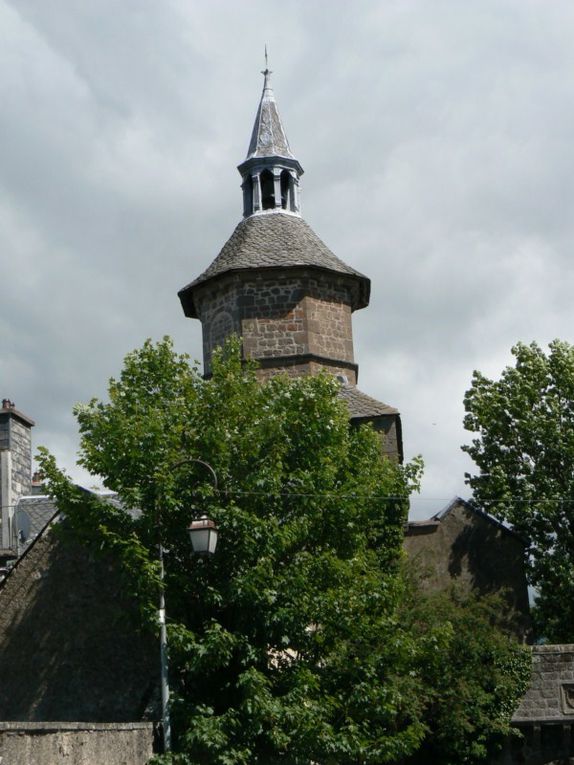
[406,497,527,542]
[16,496,58,551]
[178,212,370,317]
[338,385,399,418]
[12,490,141,559]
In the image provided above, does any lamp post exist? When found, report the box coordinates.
[159,459,218,753]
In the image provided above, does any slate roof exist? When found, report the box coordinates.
[15,496,58,551]
[179,212,370,317]
[13,491,140,557]
[246,71,294,160]
[338,385,399,419]
[433,497,526,540]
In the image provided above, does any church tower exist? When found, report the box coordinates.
[179,65,403,461]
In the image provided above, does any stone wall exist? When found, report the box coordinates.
[364,414,401,462]
[6,417,32,500]
[493,646,574,764]
[195,269,357,382]
[0,412,32,501]
[256,359,358,384]
[514,645,574,723]
[405,499,530,637]
[0,722,154,765]
[0,524,158,722]
[0,408,33,550]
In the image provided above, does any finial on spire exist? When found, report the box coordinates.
[261,45,272,91]
[262,45,270,75]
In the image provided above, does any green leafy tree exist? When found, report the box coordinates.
[38,336,529,763]
[39,337,426,765]
[462,339,574,640]
[401,584,531,765]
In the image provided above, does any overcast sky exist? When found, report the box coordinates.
[1,0,573,518]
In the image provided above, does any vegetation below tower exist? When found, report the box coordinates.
[39,337,529,764]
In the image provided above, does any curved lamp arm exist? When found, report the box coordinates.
[169,457,218,492]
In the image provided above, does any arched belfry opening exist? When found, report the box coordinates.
[260,170,275,210]
[280,170,290,210]
[242,175,254,218]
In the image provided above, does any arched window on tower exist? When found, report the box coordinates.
[280,170,290,210]
[243,175,254,216]
[260,170,275,210]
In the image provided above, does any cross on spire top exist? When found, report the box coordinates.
[261,44,272,83]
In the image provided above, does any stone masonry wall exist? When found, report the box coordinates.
[8,418,32,500]
[0,414,32,501]
[367,415,400,462]
[0,722,154,765]
[0,525,158,722]
[256,359,357,385]
[404,500,530,636]
[491,646,574,765]
[195,270,356,380]
[1,412,32,549]
[0,418,8,451]
[514,645,574,723]
[304,295,353,361]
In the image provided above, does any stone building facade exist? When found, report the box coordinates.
[405,498,531,639]
[496,645,574,764]
[0,524,157,724]
[189,264,360,384]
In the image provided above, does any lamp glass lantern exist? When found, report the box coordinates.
[188,515,218,555]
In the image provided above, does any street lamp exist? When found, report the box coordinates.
[188,515,219,555]
[159,459,218,754]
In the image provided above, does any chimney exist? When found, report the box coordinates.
[0,400,34,550]
[31,470,45,496]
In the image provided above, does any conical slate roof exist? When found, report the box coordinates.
[246,70,294,160]
[179,212,370,318]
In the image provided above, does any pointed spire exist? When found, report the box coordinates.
[246,50,295,160]
[238,54,304,218]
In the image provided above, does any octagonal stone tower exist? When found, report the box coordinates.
[179,66,403,461]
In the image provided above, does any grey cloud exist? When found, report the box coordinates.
[1,0,573,516]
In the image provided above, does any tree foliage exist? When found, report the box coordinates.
[38,336,530,763]
[401,584,530,765]
[39,337,425,764]
[462,339,574,640]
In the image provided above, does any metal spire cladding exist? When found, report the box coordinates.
[245,54,295,161]
[238,56,303,217]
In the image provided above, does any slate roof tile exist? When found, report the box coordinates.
[338,385,399,419]
[179,213,370,317]
[16,496,58,548]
